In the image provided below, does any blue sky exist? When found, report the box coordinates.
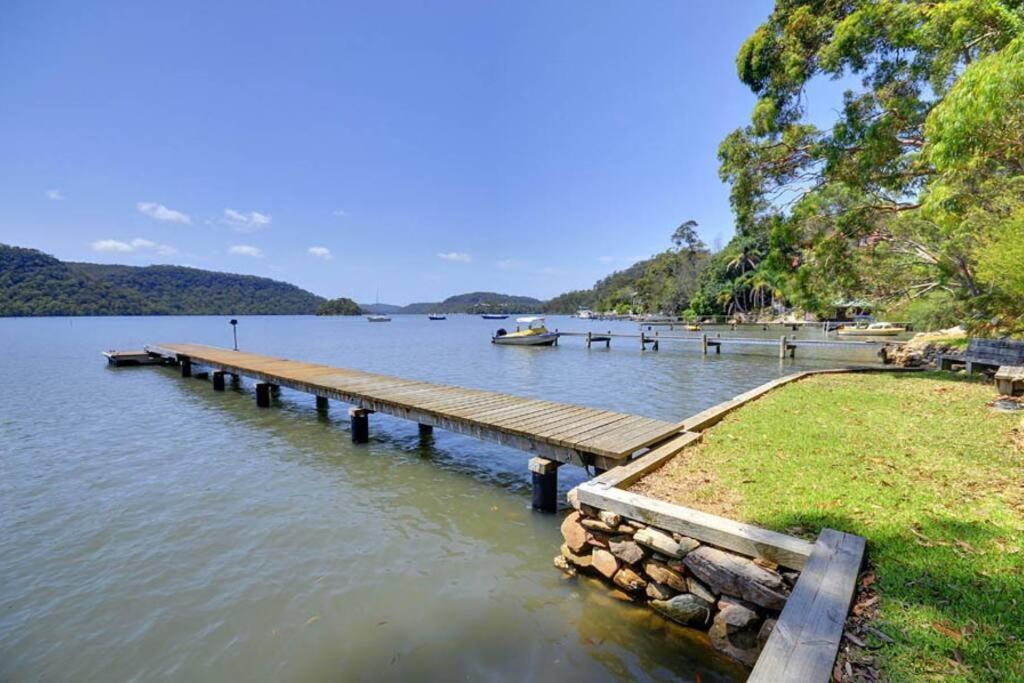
[0,1,836,304]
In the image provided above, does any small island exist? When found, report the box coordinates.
[316,297,362,316]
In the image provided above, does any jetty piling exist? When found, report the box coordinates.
[529,457,560,512]
[315,395,329,412]
[212,371,226,391]
[255,382,273,408]
[180,358,192,378]
[349,407,372,443]
[418,423,434,437]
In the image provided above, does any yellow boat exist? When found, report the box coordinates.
[492,317,560,346]
[837,322,905,337]
[686,324,702,331]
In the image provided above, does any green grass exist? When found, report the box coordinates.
[637,372,1024,681]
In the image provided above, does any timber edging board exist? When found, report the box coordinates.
[748,529,866,682]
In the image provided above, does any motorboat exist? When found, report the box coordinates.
[837,321,905,336]
[367,315,391,322]
[492,317,560,346]
[428,314,447,320]
[576,309,594,319]
[481,314,508,320]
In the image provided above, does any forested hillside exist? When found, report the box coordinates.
[0,244,326,316]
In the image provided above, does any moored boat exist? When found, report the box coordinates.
[428,314,447,320]
[837,321,905,336]
[492,317,560,346]
[481,314,508,320]
[367,314,391,322]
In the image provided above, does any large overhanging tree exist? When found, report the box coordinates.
[718,0,1024,331]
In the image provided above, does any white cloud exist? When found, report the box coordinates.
[332,209,347,217]
[437,251,472,263]
[308,246,333,260]
[496,259,521,270]
[92,239,133,253]
[91,237,177,255]
[223,208,272,231]
[229,244,263,258]
[137,201,191,224]
[46,189,65,201]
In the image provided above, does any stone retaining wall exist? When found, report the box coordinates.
[554,498,799,667]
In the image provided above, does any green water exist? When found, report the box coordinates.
[0,315,873,681]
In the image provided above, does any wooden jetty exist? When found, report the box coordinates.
[142,343,688,510]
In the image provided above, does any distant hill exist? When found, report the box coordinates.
[363,291,544,315]
[0,244,327,316]
[544,259,653,314]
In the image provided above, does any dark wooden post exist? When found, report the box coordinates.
[350,407,371,443]
[701,334,708,355]
[586,331,592,348]
[418,423,433,437]
[316,396,329,412]
[180,357,192,378]
[212,371,225,391]
[779,335,787,360]
[256,382,272,407]
[529,457,559,513]
[653,332,660,351]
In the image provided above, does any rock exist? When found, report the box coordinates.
[635,527,697,558]
[625,520,646,530]
[708,598,764,667]
[553,555,577,577]
[592,549,619,579]
[609,537,645,565]
[566,488,581,511]
[645,581,675,601]
[613,567,647,592]
[598,510,622,527]
[581,518,619,533]
[650,593,714,627]
[757,618,777,648]
[561,512,588,554]
[683,546,789,610]
[642,560,688,592]
[687,577,717,603]
[560,543,592,569]
[586,530,612,549]
[671,533,701,554]
[614,524,636,536]
[781,570,800,587]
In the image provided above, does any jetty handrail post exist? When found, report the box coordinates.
[779,335,787,360]
[640,331,646,351]
[607,330,611,349]
[701,333,708,355]
[654,331,659,351]
[529,457,559,513]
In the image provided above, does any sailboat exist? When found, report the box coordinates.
[366,287,391,322]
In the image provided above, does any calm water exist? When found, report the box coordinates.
[0,315,877,682]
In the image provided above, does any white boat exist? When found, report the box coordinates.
[576,309,594,319]
[492,317,560,346]
[837,321,905,337]
[367,314,391,322]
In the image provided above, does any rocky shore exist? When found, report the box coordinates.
[554,495,799,667]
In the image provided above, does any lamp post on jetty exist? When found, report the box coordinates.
[229,319,238,351]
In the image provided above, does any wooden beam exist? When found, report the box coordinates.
[589,431,701,489]
[575,483,813,570]
[749,529,866,682]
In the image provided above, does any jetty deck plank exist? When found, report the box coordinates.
[147,343,681,463]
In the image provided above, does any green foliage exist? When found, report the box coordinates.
[0,244,326,316]
[316,297,362,316]
[702,1,1024,332]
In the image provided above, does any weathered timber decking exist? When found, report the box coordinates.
[146,343,682,468]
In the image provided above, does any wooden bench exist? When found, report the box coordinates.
[938,338,1024,375]
[995,366,1024,396]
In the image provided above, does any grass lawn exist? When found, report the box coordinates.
[632,372,1023,681]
